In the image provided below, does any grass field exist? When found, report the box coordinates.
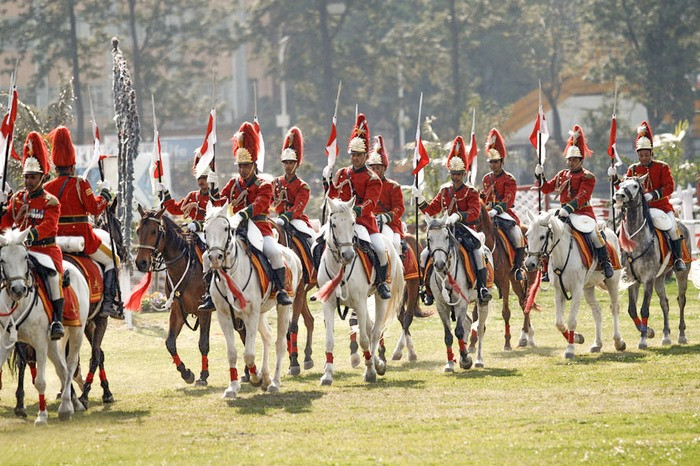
[1,281,699,464]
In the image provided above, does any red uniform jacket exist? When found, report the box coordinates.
[273,175,312,228]
[162,190,212,224]
[373,177,405,237]
[540,168,596,219]
[219,175,273,236]
[0,188,63,273]
[420,182,481,224]
[44,175,109,255]
[328,165,382,234]
[480,170,520,224]
[625,161,674,213]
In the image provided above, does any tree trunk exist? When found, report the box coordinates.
[318,0,335,117]
[67,0,84,144]
[542,88,565,150]
[448,0,462,135]
[128,0,142,121]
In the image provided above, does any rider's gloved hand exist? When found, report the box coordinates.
[411,185,425,204]
[644,192,654,202]
[446,213,461,225]
[187,222,198,232]
[322,165,332,181]
[556,208,570,218]
[488,209,497,218]
[607,166,617,177]
[534,164,544,176]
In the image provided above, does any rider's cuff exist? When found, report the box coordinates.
[100,189,112,203]
[562,203,575,214]
[418,200,428,210]
[653,189,662,200]
[612,175,620,186]
[352,206,362,217]
[28,228,38,243]
[494,204,505,214]
[161,190,172,202]
[210,187,219,198]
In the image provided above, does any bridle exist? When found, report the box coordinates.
[0,253,33,302]
[0,246,39,346]
[526,223,559,263]
[326,211,355,265]
[135,215,166,270]
[205,215,236,270]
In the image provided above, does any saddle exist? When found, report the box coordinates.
[275,220,316,285]
[236,226,294,297]
[424,241,494,291]
[63,254,104,304]
[402,242,419,280]
[310,231,390,286]
[29,256,81,327]
[567,223,622,272]
[492,216,517,266]
[652,229,692,265]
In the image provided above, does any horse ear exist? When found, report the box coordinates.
[137,204,145,217]
[155,206,167,218]
[638,173,649,185]
[525,208,534,223]
[541,211,553,225]
[17,228,31,245]
[348,196,356,208]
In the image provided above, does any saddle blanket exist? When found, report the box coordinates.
[496,228,515,267]
[403,245,419,281]
[358,248,392,285]
[655,229,692,265]
[571,230,622,271]
[250,254,296,297]
[424,243,494,290]
[290,235,316,286]
[65,254,104,304]
[38,274,80,327]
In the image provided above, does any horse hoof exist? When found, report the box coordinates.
[375,360,386,376]
[503,345,512,351]
[364,369,377,383]
[287,365,301,376]
[574,333,585,345]
[58,409,72,422]
[183,370,195,384]
[678,336,688,345]
[518,338,528,348]
[564,352,575,360]
[195,379,208,387]
[35,413,48,426]
[56,392,62,400]
[460,356,472,370]
[408,352,418,362]
[267,384,280,393]
[662,337,672,346]
[14,406,27,418]
[638,339,648,350]
[467,346,476,354]
[350,353,361,368]
[249,375,263,388]
[391,350,403,361]
[79,397,89,410]
[647,328,655,339]
[615,340,626,352]
[303,359,314,370]
[590,345,602,353]
[443,363,455,373]
[102,393,115,404]
[474,361,484,368]
[320,375,333,386]
[240,375,250,383]
[223,389,237,400]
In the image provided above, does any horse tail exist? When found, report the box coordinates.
[313,264,344,303]
[125,271,152,311]
[524,269,541,313]
[382,247,405,329]
[219,270,248,309]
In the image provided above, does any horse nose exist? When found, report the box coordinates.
[524,258,536,272]
[341,250,355,263]
[435,260,445,272]
[11,283,25,297]
[136,259,148,272]
[210,251,223,267]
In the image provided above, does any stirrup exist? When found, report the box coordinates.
[513,268,525,281]
[541,272,550,282]
[377,282,391,299]
[673,259,687,272]
[100,303,125,320]
[50,322,65,340]
[420,290,434,306]
[602,262,614,279]
[478,287,492,304]
[198,295,216,312]
[276,290,293,305]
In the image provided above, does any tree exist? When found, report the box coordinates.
[582,0,700,131]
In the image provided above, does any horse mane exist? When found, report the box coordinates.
[1,228,26,245]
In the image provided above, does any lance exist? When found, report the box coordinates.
[610,83,618,231]
[413,92,424,288]
[537,80,543,213]
[321,80,342,224]
[210,70,217,191]
[151,94,162,185]
[1,70,17,209]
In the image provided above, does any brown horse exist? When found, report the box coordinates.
[268,220,315,375]
[134,205,246,386]
[471,203,535,350]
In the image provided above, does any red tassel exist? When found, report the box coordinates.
[125,271,152,311]
[218,270,247,309]
[524,270,541,314]
[313,265,345,303]
[619,221,637,252]
[446,272,468,301]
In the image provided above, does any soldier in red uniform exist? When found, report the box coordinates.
[480,128,525,280]
[216,121,292,305]
[323,114,391,299]
[412,136,492,304]
[43,126,123,319]
[272,126,312,230]
[535,124,614,279]
[610,121,684,271]
[0,132,65,339]
[367,135,404,256]
[158,148,220,311]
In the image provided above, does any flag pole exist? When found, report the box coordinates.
[151,94,162,185]
[537,80,543,213]
[210,70,217,191]
[468,107,476,185]
[610,83,618,231]
[413,92,423,288]
[1,71,16,204]
[322,81,342,224]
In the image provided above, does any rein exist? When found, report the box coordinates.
[0,256,40,349]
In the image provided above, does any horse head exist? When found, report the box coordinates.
[203,200,233,270]
[326,197,356,265]
[134,204,167,272]
[524,210,553,272]
[426,215,451,273]
[614,174,648,209]
[0,229,33,302]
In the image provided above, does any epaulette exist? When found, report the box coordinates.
[301,182,310,191]
[254,177,263,186]
[583,169,595,179]
[45,192,59,207]
[368,169,380,180]
[386,178,401,189]
[440,181,452,190]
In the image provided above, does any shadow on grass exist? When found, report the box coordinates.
[229,389,324,415]
[563,350,647,365]
[0,403,152,423]
[131,321,168,340]
[284,369,355,384]
[345,378,427,390]
[495,346,559,359]
[387,359,445,372]
[648,343,700,356]
[453,367,520,379]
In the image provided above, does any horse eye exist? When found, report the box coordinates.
[539,235,545,240]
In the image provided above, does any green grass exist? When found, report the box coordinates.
[1,281,699,464]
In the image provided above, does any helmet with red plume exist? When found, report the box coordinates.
[280,126,304,165]
[231,122,259,164]
[348,114,370,154]
[367,135,389,167]
[485,128,507,162]
[22,131,50,175]
[446,136,468,172]
[563,124,592,159]
[47,126,76,167]
[635,121,653,151]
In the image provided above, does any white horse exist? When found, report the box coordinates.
[524,211,626,359]
[425,216,491,371]
[204,202,302,398]
[0,229,89,424]
[315,197,404,385]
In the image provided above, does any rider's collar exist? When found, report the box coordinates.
[284,174,298,183]
[452,182,465,191]
[569,167,583,174]
[28,187,44,199]
[199,189,209,196]
[352,164,368,174]
[244,174,258,187]
[492,169,504,177]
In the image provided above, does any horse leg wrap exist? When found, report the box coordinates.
[458,339,467,352]
[446,347,455,362]
[363,350,371,361]
[172,355,183,366]
[565,330,574,344]
[290,332,298,355]
[633,317,642,328]
[85,372,95,385]
[350,331,357,342]
[325,352,334,364]
[505,324,511,337]
[471,329,478,340]
[30,366,37,383]
[230,368,238,382]
[39,394,46,412]
[248,364,257,375]
[99,369,107,383]
[201,356,209,372]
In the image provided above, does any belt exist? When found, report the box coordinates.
[59,215,89,224]
[252,215,268,221]
[31,237,56,247]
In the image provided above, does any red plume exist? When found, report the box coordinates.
[47,126,76,167]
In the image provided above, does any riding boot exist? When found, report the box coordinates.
[420,265,434,305]
[596,246,614,279]
[541,258,550,282]
[100,269,125,320]
[273,268,293,305]
[670,238,687,271]
[50,298,65,341]
[375,264,391,300]
[476,268,492,304]
[197,271,216,312]
[512,247,526,281]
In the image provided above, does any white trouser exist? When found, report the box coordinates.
[588,226,605,248]
[28,251,61,299]
[392,232,402,256]
[369,233,388,266]
[507,225,524,249]
[88,240,117,272]
[419,240,486,271]
[263,235,285,269]
[666,212,679,240]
